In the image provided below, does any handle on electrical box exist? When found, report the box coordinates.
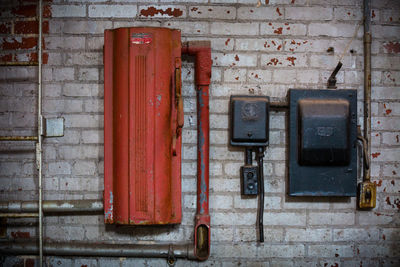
[172,60,184,156]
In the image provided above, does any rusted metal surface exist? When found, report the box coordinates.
[269,101,289,110]
[0,213,38,218]
[0,240,194,259]
[182,41,211,261]
[0,200,103,213]
[0,136,38,141]
[363,0,372,182]
[104,27,182,225]
[0,61,38,66]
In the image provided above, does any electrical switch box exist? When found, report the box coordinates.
[289,89,357,196]
[241,165,259,195]
[230,95,270,147]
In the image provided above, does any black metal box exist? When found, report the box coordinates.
[230,95,270,147]
[289,89,357,196]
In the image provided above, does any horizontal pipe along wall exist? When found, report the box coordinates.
[0,0,400,266]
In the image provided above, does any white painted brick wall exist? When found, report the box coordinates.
[1,0,399,265]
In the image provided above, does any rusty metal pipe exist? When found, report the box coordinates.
[0,240,194,259]
[0,213,38,218]
[363,0,372,182]
[0,200,103,214]
[0,62,38,66]
[182,41,212,261]
[0,136,38,141]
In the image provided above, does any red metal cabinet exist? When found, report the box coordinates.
[104,27,182,225]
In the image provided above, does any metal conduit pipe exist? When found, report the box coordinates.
[363,0,372,182]
[0,241,193,260]
[182,41,212,261]
[0,200,103,214]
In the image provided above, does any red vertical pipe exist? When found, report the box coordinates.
[182,41,212,261]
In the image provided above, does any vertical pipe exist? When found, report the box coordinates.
[37,0,44,266]
[257,147,264,243]
[245,148,252,165]
[182,41,212,261]
[364,0,371,181]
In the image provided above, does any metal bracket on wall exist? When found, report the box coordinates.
[44,117,65,137]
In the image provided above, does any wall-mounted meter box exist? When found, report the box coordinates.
[289,89,357,196]
[230,95,270,147]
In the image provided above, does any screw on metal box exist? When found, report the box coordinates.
[229,95,269,243]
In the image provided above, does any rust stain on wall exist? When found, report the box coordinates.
[383,42,400,53]
[140,7,183,17]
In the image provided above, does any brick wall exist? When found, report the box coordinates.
[0,0,399,266]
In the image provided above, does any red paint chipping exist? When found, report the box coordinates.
[140,7,183,17]
[12,4,37,17]
[225,38,230,46]
[383,42,400,53]
[331,264,339,267]
[383,234,386,240]
[277,44,282,50]
[235,77,239,80]
[265,0,269,4]
[191,7,198,12]
[267,58,279,66]
[27,52,49,64]
[347,12,351,16]
[386,109,392,115]
[335,253,339,257]
[14,21,49,34]
[286,56,296,66]
[250,9,254,13]
[386,196,391,205]
[391,180,395,185]
[0,54,12,61]
[234,54,239,61]
[291,0,295,3]
[1,37,38,50]
[11,231,30,239]
[0,23,11,34]
[377,120,381,124]
[372,152,381,158]
[389,17,393,22]
[372,10,376,18]
[374,180,382,187]
[254,74,259,78]
[271,40,276,45]
[274,27,283,34]
[276,8,282,16]
[268,22,272,26]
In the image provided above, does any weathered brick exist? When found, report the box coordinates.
[260,23,307,36]
[52,5,86,17]
[308,245,354,258]
[286,228,331,242]
[139,5,186,18]
[190,6,235,20]
[261,54,307,67]
[285,7,333,20]
[236,38,283,52]
[89,5,137,18]
[211,22,259,35]
[334,7,363,21]
[309,212,355,226]
[213,53,257,67]
[309,23,362,37]
[238,7,281,20]
[333,228,380,241]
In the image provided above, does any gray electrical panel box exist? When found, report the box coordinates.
[289,89,357,196]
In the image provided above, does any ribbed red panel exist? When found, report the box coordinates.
[104,27,182,225]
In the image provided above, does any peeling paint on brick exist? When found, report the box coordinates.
[140,6,183,17]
